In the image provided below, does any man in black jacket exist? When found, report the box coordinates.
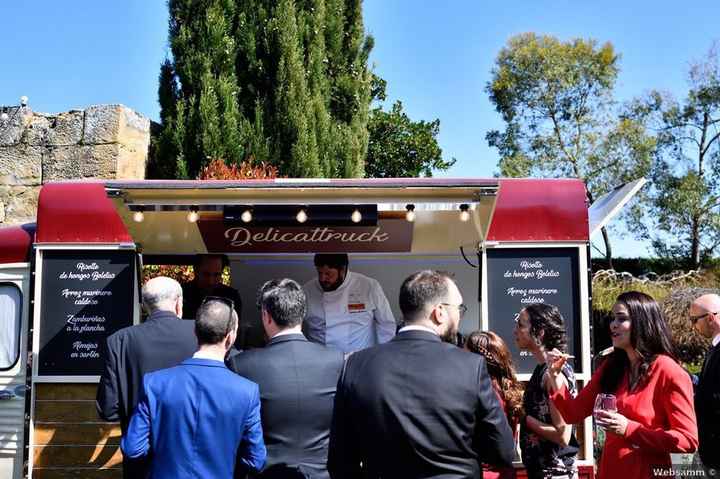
[690,293,720,473]
[328,270,514,479]
[96,276,198,479]
[229,278,344,479]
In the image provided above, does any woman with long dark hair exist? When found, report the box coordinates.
[514,304,578,479]
[465,330,523,479]
[546,291,698,478]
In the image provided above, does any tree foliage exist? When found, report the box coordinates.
[486,33,655,265]
[626,43,720,266]
[153,0,374,179]
[366,100,454,178]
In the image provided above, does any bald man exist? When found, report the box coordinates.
[97,276,198,479]
[689,293,720,472]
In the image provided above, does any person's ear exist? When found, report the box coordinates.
[176,297,183,318]
[430,304,444,326]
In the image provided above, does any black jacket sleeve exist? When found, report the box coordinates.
[96,336,120,421]
[473,358,515,467]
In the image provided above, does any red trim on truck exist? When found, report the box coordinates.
[0,223,35,263]
[36,182,131,244]
[488,179,589,242]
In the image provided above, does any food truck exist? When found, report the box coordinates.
[0,177,643,478]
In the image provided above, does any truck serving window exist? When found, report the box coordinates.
[0,284,21,370]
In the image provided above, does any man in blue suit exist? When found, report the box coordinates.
[121,297,267,478]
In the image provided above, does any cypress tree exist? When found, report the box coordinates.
[154,0,373,179]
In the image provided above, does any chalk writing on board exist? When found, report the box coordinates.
[39,250,134,376]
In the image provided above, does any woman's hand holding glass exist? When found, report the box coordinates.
[594,394,628,436]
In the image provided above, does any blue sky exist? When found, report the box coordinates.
[2,0,719,257]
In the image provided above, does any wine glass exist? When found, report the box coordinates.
[593,393,617,424]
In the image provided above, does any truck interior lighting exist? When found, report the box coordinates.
[351,208,362,223]
[186,207,199,223]
[241,209,253,223]
[459,204,470,222]
[296,208,308,223]
[132,208,144,223]
[405,204,416,222]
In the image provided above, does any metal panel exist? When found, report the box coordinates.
[0,266,30,479]
[36,183,131,244]
[487,179,589,242]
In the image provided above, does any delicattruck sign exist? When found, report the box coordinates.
[198,218,413,253]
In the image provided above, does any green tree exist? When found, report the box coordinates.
[365,100,454,178]
[627,43,720,267]
[486,33,654,267]
[154,0,373,179]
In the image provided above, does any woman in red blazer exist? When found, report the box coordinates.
[546,291,698,479]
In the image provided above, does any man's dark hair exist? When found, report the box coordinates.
[399,270,454,323]
[194,254,229,269]
[313,253,348,270]
[256,278,307,328]
[522,303,568,352]
[195,298,238,345]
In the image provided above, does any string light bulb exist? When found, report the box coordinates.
[186,208,199,223]
[351,208,362,223]
[241,209,253,223]
[459,204,470,222]
[296,208,308,223]
[132,209,145,223]
[405,204,416,222]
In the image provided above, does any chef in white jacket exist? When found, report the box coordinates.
[303,253,396,354]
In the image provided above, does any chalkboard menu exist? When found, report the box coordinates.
[486,248,582,375]
[38,250,135,376]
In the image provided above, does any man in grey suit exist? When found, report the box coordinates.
[229,278,345,479]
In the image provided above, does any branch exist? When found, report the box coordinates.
[549,112,581,178]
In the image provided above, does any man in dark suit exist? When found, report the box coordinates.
[229,278,345,479]
[96,276,198,478]
[122,297,266,478]
[328,270,515,479]
[690,293,720,473]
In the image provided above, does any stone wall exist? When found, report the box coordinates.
[0,104,150,225]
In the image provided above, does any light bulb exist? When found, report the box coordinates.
[459,204,470,222]
[351,209,362,223]
[19,96,28,106]
[296,209,308,223]
[187,209,199,223]
[241,209,252,223]
[405,205,416,222]
[133,210,145,223]
[0,112,8,121]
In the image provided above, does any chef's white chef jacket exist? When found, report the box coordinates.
[303,270,396,353]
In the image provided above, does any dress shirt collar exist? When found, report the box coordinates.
[192,350,225,361]
[271,328,303,339]
[712,333,720,348]
[398,324,438,336]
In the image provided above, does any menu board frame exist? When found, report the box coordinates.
[481,244,591,381]
[32,246,138,382]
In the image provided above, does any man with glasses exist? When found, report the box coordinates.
[328,270,514,478]
[122,297,266,478]
[689,293,720,474]
[97,276,198,479]
[228,278,344,478]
